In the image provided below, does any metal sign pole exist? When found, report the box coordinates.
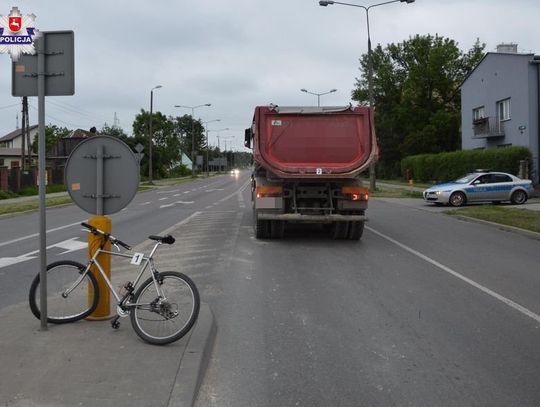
[37,36,47,331]
[96,144,104,216]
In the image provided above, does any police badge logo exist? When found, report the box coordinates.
[0,6,41,61]
[8,16,21,32]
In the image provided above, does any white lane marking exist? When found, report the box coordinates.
[159,197,169,201]
[49,237,88,255]
[217,180,250,204]
[0,220,84,249]
[157,189,180,194]
[184,191,191,194]
[0,237,87,269]
[140,202,151,206]
[160,201,194,209]
[366,226,540,324]
[173,194,182,197]
[0,256,36,268]
[205,188,224,192]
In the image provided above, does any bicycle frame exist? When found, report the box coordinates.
[64,241,164,308]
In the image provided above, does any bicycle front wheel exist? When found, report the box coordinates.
[130,271,200,345]
[28,260,99,323]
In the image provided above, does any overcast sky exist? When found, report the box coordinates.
[1,0,539,151]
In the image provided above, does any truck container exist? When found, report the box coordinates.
[244,104,377,240]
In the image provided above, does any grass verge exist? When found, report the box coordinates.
[0,174,219,216]
[444,206,540,234]
[371,188,423,199]
[0,196,73,216]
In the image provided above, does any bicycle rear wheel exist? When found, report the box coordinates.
[130,271,200,345]
[28,260,99,323]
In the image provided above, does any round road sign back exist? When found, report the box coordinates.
[65,135,139,215]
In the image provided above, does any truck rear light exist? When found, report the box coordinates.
[341,186,368,201]
[256,186,283,198]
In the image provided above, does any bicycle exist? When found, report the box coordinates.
[28,222,200,345]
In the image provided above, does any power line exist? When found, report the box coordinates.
[46,99,108,122]
[28,103,95,129]
[0,103,20,110]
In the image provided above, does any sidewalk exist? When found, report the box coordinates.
[0,219,216,407]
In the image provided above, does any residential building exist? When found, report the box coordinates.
[0,125,38,168]
[461,44,540,184]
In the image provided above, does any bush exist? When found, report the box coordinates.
[401,146,532,182]
[168,164,191,178]
[0,190,18,200]
[16,184,66,196]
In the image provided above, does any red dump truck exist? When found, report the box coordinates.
[244,104,378,240]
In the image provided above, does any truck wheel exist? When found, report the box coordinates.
[270,220,285,239]
[331,222,349,239]
[348,221,364,240]
[255,219,270,239]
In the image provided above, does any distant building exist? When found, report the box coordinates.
[460,43,540,184]
[0,125,38,168]
[47,128,98,169]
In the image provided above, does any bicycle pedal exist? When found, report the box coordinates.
[111,316,120,330]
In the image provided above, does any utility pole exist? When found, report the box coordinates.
[21,98,25,169]
[20,97,29,170]
[25,97,31,169]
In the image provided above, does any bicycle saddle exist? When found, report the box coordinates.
[148,235,175,244]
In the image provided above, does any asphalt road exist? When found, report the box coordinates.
[2,171,540,406]
[193,176,540,406]
[0,173,248,310]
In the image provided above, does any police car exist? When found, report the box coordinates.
[423,170,534,207]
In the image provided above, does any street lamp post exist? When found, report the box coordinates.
[211,128,229,173]
[300,88,337,106]
[203,119,221,177]
[174,103,211,177]
[319,0,415,192]
[148,85,162,184]
[220,136,234,171]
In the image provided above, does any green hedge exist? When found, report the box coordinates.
[401,146,532,182]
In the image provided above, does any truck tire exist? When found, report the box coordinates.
[270,220,285,239]
[348,221,364,240]
[331,222,349,239]
[254,210,270,239]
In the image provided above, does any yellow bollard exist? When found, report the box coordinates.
[86,215,112,320]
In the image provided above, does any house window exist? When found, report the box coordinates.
[473,106,485,121]
[497,98,511,121]
[0,158,4,166]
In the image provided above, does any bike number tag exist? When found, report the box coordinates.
[130,253,144,265]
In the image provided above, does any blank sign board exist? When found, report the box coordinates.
[65,136,139,215]
[12,30,75,97]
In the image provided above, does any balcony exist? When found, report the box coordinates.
[472,116,505,138]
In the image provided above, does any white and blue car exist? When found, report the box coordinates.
[423,170,534,207]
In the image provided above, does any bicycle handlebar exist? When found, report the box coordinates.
[81,222,132,250]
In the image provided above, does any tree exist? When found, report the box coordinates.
[100,123,129,142]
[132,110,179,179]
[352,34,485,177]
[32,124,71,154]
[172,114,206,163]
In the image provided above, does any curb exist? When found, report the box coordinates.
[168,303,217,407]
[451,214,540,241]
